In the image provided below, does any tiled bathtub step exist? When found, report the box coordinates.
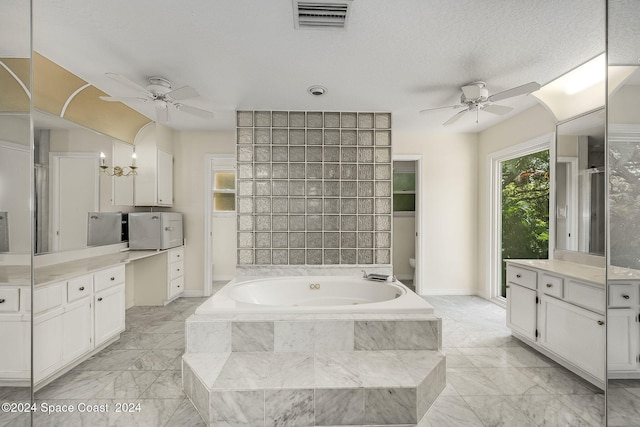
[183,350,446,426]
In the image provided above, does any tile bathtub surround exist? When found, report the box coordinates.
[237,111,392,266]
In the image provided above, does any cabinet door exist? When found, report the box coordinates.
[608,308,639,372]
[506,282,537,341]
[94,284,125,347]
[0,320,30,379]
[33,311,63,382]
[62,298,93,363]
[157,150,173,206]
[539,295,605,381]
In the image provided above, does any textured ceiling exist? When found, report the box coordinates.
[26,1,605,133]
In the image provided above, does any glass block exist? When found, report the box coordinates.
[272,163,288,179]
[255,146,271,162]
[272,198,288,213]
[324,215,339,231]
[238,232,253,248]
[306,146,323,162]
[290,216,305,231]
[358,249,373,264]
[324,112,340,128]
[272,111,288,127]
[341,232,356,248]
[323,232,339,248]
[238,164,253,179]
[324,249,340,265]
[273,215,288,231]
[255,128,271,144]
[273,249,288,265]
[375,147,391,163]
[307,129,323,145]
[306,164,323,179]
[238,249,253,265]
[341,130,357,145]
[290,249,305,265]
[273,129,288,145]
[272,232,288,248]
[256,215,271,231]
[255,111,271,127]
[358,199,373,214]
[359,216,373,231]
[341,215,357,231]
[358,147,374,163]
[341,198,357,214]
[375,131,391,146]
[375,232,391,248]
[341,112,357,128]
[341,164,357,180]
[307,112,323,128]
[358,113,374,129]
[256,249,271,264]
[375,113,391,129]
[324,181,339,196]
[290,180,305,196]
[272,181,288,196]
[307,198,323,214]
[238,180,253,196]
[375,198,391,214]
[307,181,323,196]
[324,198,340,214]
[324,129,340,145]
[289,233,305,248]
[375,181,391,197]
[307,232,322,247]
[324,164,340,179]
[356,164,372,181]
[324,147,340,162]
[358,232,373,248]
[255,232,271,248]
[375,249,391,264]
[237,111,253,127]
[256,197,271,213]
[358,130,373,146]
[289,164,305,179]
[290,146,305,162]
[358,181,373,197]
[238,198,253,213]
[307,216,323,231]
[290,198,305,213]
[289,129,305,145]
[238,215,253,231]
[238,146,253,162]
[375,164,391,180]
[341,249,357,264]
[375,215,391,231]
[341,181,357,197]
[307,249,322,265]
[255,180,270,196]
[341,147,357,162]
[237,128,253,144]
[272,146,288,162]
[289,112,305,128]
[255,163,271,179]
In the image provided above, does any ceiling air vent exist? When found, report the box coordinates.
[294,0,353,30]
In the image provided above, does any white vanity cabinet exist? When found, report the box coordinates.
[134,144,173,207]
[505,265,537,341]
[608,281,640,377]
[132,246,184,305]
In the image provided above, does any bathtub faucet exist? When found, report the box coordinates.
[361,269,368,278]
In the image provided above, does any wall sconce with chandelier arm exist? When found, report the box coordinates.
[99,151,138,176]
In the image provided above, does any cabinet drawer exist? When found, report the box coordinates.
[169,277,184,299]
[94,266,125,292]
[169,261,184,281]
[609,284,637,308]
[565,280,605,313]
[0,288,20,312]
[169,247,184,263]
[67,275,93,302]
[34,283,65,314]
[506,265,537,290]
[540,274,563,298]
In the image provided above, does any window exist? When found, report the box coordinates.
[393,161,416,214]
[212,158,236,214]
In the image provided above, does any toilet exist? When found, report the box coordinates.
[409,257,416,287]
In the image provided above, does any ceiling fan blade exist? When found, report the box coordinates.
[419,104,464,114]
[443,109,468,125]
[99,95,149,103]
[488,81,541,102]
[166,85,199,101]
[482,104,513,115]
[105,72,150,96]
[155,102,168,123]
[175,103,214,119]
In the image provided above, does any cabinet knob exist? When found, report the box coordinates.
[516,274,521,278]
[110,277,115,281]
[79,286,85,291]
[0,299,5,304]
[623,294,630,300]
[505,284,510,289]
[597,320,605,326]
[97,297,103,302]
[546,283,552,288]
[177,285,181,288]
[177,268,180,272]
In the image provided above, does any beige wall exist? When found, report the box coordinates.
[392,216,415,280]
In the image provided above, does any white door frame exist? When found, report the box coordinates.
[393,154,423,294]
[486,134,553,302]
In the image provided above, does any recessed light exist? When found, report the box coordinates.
[307,85,327,96]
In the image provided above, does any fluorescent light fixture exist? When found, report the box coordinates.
[563,55,605,95]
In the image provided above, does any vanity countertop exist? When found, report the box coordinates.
[506,259,605,286]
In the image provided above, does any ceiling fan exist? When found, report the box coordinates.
[419,81,541,125]
[99,73,214,123]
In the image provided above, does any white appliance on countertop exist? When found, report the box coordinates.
[128,212,183,250]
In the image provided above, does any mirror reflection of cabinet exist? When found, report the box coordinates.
[133,123,174,207]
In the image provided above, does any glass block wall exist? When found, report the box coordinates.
[236,111,392,266]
